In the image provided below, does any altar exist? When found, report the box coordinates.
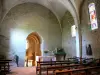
[36,56,56,62]
[54,52,66,60]
[54,48,66,61]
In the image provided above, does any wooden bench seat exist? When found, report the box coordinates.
[55,66,100,75]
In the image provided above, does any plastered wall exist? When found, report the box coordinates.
[81,0,100,58]
[0,3,62,66]
[62,11,76,58]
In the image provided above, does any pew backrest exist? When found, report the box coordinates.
[55,66,100,75]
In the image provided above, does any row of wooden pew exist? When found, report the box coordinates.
[36,57,100,75]
[36,61,80,75]
[55,66,100,75]
[0,59,12,75]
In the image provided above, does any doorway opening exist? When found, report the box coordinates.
[25,32,41,66]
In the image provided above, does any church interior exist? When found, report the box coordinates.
[0,0,100,75]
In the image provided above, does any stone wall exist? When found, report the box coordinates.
[0,0,3,21]
[81,0,100,58]
[62,11,76,58]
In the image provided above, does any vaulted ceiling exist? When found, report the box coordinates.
[1,0,83,23]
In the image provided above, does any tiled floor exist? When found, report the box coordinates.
[7,67,36,75]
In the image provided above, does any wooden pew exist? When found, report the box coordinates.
[0,59,12,74]
[55,66,100,75]
[36,57,98,75]
[67,57,94,64]
[46,63,91,75]
[37,58,78,67]
[36,61,73,75]
[82,58,100,67]
[46,64,81,75]
[36,59,78,75]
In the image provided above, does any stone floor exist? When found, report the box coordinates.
[7,67,36,75]
[6,62,53,75]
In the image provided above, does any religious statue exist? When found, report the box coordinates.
[86,44,92,55]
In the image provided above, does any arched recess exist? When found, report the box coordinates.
[58,0,81,57]
[61,11,76,57]
[25,32,41,66]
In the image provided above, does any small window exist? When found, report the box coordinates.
[71,25,76,37]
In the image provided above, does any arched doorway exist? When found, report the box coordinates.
[25,32,41,66]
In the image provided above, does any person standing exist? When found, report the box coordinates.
[14,55,19,67]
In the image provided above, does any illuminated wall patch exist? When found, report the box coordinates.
[71,25,76,37]
[89,3,98,30]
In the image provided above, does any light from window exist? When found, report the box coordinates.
[71,25,76,37]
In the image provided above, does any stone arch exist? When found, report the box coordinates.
[26,32,41,66]
[27,32,41,44]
